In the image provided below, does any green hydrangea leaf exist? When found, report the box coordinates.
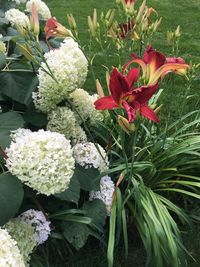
[0,111,24,148]
[63,222,89,250]
[0,172,24,226]
[55,174,80,205]
[74,165,100,191]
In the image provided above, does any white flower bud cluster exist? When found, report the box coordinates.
[5,8,30,29]
[5,220,36,266]
[0,228,25,267]
[89,176,115,215]
[70,88,104,124]
[47,106,87,145]
[6,129,75,196]
[73,142,109,173]
[5,209,51,266]
[18,209,51,245]
[33,38,88,113]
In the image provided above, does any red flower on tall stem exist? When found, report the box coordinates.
[124,46,189,85]
[94,68,159,123]
[119,19,135,39]
[44,17,72,42]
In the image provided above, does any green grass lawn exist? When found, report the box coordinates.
[43,1,200,266]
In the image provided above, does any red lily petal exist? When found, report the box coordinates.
[122,100,136,123]
[45,18,58,40]
[166,57,185,64]
[133,83,158,105]
[109,68,130,103]
[127,68,140,88]
[143,45,154,63]
[94,96,118,110]
[140,105,159,123]
[146,50,166,73]
[152,63,189,84]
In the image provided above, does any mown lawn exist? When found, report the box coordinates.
[43,1,200,266]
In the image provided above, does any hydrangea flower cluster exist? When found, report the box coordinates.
[33,38,88,113]
[0,40,6,54]
[26,0,51,20]
[70,88,104,124]
[6,129,75,196]
[89,176,115,215]
[73,142,109,172]
[18,209,51,245]
[5,209,51,265]
[0,228,25,267]
[47,106,87,145]
[5,219,37,266]
[5,8,30,30]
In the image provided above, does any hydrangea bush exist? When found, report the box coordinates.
[0,0,199,266]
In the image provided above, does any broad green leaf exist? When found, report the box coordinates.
[0,71,38,105]
[63,222,90,250]
[82,199,107,230]
[55,174,80,204]
[0,0,15,11]
[0,111,24,148]
[23,108,47,127]
[74,165,100,191]
[0,172,24,225]
[0,53,6,69]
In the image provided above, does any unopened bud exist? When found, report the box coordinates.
[96,79,104,98]
[153,18,162,32]
[106,71,110,92]
[175,25,181,38]
[118,115,135,135]
[67,14,77,30]
[154,104,163,114]
[107,9,115,29]
[17,44,37,63]
[30,3,40,38]
[88,16,96,37]
[136,0,146,23]
[167,31,174,46]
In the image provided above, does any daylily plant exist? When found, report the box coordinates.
[94,68,159,123]
[124,46,189,85]
[44,17,73,42]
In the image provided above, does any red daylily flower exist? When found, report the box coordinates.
[124,46,189,85]
[45,17,72,42]
[124,0,136,4]
[119,19,135,39]
[94,68,159,123]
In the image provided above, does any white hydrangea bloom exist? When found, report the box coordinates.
[0,40,6,54]
[5,8,30,30]
[10,128,32,140]
[6,129,75,196]
[19,209,51,245]
[26,0,51,20]
[5,220,36,266]
[89,176,115,215]
[33,38,88,113]
[70,89,104,124]
[0,228,25,267]
[73,142,109,172]
[47,106,87,145]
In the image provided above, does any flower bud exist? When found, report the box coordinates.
[175,25,181,38]
[96,79,104,98]
[118,115,135,135]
